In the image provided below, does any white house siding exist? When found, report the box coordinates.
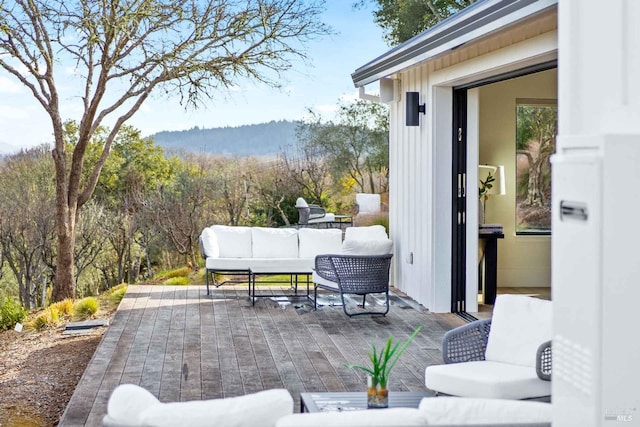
[386,21,558,312]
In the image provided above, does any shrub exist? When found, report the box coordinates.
[359,213,389,234]
[104,283,128,296]
[164,267,190,279]
[30,306,60,330]
[0,297,28,330]
[108,286,127,305]
[72,297,99,319]
[49,299,74,317]
[163,277,189,286]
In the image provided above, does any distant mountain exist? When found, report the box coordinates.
[150,120,300,156]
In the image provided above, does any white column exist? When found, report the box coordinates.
[555,0,640,425]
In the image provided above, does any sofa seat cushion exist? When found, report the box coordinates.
[207,257,313,273]
[252,227,299,258]
[419,397,552,425]
[425,360,551,400]
[308,213,336,223]
[312,270,339,290]
[104,385,293,427]
[345,225,388,240]
[298,228,342,258]
[485,295,552,368]
[211,225,253,258]
[275,408,426,427]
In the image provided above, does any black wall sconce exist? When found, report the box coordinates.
[406,91,426,126]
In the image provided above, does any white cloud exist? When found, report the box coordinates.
[0,77,22,94]
[0,105,29,120]
[338,91,359,103]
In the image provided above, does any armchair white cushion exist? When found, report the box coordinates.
[341,238,393,255]
[103,384,293,427]
[344,225,388,241]
[425,295,552,400]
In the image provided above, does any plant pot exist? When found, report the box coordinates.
[367,377,389,408]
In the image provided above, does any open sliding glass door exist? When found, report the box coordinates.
[451,88,467,313]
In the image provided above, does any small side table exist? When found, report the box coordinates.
[479,231,504,305]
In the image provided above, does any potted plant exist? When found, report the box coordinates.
[479,171,495,224]
[348,326,422,408]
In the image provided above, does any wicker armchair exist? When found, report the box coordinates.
[425,295,552,401]
[312,254,393,317]
[442,318,552,381]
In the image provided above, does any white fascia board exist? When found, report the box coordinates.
[352,0,557,87]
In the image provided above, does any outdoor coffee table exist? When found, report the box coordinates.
[300,391,432,413]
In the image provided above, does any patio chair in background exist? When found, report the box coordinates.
[313,253,393,317]
[354,193,381,224]
[425,294,552,401]
[295,197,335,226]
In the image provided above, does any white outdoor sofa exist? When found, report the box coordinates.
[199,225,343,298]
[103,384,552,427]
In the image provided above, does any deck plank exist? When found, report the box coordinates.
[59,285,466,426]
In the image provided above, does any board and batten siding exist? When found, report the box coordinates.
[386,29,557,312]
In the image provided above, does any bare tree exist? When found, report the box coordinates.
[0,147,56,308]
[0,0,330,301]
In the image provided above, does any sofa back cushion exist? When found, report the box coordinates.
[200,227,219,258]
[344,225,388,241]
[252,227,299,258]
[298,228,342,258]
[211,225,252,258]
[341,239,393,256]
[485,294,553,367]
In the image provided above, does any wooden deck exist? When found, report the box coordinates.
[58,285,465,426]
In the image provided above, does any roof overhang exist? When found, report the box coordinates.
[351,0,557,88]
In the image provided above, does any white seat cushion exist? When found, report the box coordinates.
[105,385,293,427]
[308,213,335,223]
[344,225,388,240]
[211,225,252,258]
[276,408,425,427]
[425,360,551,400]
[419,397,552,425]
[341,239,393,255]
[485,295,552,367]
[312,270,339,290]
[207,257,313,273]
[298,228,342,258]
[251,227,299,258]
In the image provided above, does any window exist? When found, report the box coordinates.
[515,99,557,235]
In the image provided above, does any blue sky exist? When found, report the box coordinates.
[0,2,388,154]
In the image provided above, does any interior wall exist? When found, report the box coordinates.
[478,68,557,287]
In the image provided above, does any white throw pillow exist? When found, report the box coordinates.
[140,389,293,427]
[211,225,252,258]
[251,227,299,258]
[344,225,388,241]
[485,294,553,367]
[298,228,343,258]
[200,227,219,258]
[419,397,552,424]
[106,384,161,426]
[341,239,393,256]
